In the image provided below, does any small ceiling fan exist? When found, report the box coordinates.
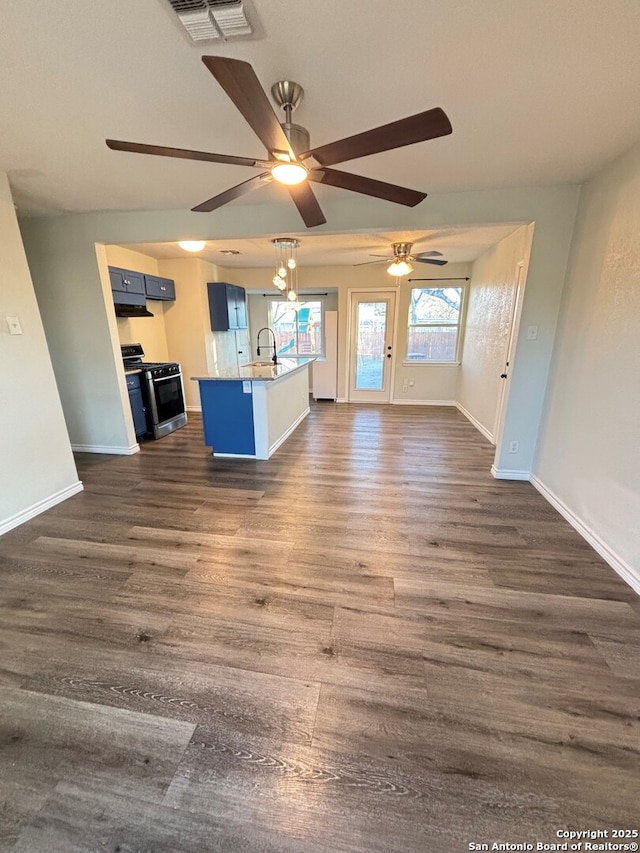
[356,242,448,276]
[106,56,452,228]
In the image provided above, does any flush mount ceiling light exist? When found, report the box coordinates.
[272,238,299,302]
[178,240,206,252]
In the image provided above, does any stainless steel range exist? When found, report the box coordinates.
[121,344,187,439]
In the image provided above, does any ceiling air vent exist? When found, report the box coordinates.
[166,0,252,42]
[209,0,252,37]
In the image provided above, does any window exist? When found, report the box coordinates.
[406,286,464,363]
[269,300,323,357]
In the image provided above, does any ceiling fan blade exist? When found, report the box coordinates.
[202,56,294,160]
[413,250,443,258]
[105,139,271,169]
[286,182,327,228]
[413,257,448,266]
[309,167,426,207]
[303,107,452,167]
[191,172,271,213]
[354,258,391,267]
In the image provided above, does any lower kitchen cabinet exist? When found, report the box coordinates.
[126,373,148,439]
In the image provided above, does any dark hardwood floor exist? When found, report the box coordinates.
[1,403,638,852]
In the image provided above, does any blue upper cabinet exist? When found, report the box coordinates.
[207,282,248,330]
[144,275,176,301]
[109,267,176,306]
[109,267,146,305]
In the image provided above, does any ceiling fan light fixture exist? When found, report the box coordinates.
[107,57,452,228]
[387,259,413,277]
[271,162,308,185]
[178,240,206,252]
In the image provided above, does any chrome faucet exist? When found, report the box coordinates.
[256,327,278,364]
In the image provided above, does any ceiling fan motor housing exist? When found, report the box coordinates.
[281,122,310,156]
[393,242,413,258]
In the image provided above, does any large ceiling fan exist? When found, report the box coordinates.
[357,242,448,276]
[106,56,452,228]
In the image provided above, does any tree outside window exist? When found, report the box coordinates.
[269,301,323,356]
[406,287,464,362]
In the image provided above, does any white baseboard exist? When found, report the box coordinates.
[491,465,531,480]
[391,398,457,406]
[336,397,347,403]
[268,407,310,458]
[0,480,84,537]
[456,402,495,443]
[71,443,140,455]
[186,405,202,413]
[530,475,640,595]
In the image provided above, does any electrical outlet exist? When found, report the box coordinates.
[527,325,539,341]
[6,315,23,335]
[402,384,408,393]
[508,440,519,453]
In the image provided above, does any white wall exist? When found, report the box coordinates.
[458,225,532,441]
[225,267,339,358]
[534,141,640,587]
[18,183,579,473]
[158,257,220,409]
[392,269,471,405]
[0,173,81,534]
[104,254,252,411]
[20,224,135,453]
[231,263,471,404]
[105,245,169,361]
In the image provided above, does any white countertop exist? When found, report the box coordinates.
[192,357,315,383]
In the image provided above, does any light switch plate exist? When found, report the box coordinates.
[6,315,23,335]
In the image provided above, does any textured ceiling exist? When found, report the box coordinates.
[3,1,640,266]
[2,0,640,219]
[121,224,520,268]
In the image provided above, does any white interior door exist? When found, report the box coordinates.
[348,291,396,403]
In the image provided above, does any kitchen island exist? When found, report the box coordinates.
[192,358,313,459]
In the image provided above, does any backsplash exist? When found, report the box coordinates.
[210,329,250,373]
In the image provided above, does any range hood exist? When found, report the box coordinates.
[114,303,154,318]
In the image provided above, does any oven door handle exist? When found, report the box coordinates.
[152,373,182,384]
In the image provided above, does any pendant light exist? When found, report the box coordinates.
[272,238,299,302]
